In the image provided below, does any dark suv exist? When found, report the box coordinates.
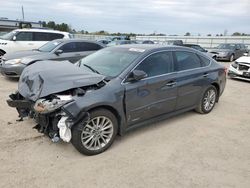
[7,45,226,155]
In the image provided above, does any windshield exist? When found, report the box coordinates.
[38,41,62,52]
[79,48,143,77]
[217,44,236,50]
[0,31,17,40]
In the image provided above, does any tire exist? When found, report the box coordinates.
[71,108,118,155]
[195,86,218,114]
[229,54,234,62]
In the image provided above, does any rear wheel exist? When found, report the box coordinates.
[195,86,217,114]
[71,108,118,155]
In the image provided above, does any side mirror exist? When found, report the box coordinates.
[54,49,63,55]
[12,36,16,41]
[126,70,147,82]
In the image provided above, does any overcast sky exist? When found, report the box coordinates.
[1,0,250,35]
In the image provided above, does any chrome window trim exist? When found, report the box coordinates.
[121,50,211,85]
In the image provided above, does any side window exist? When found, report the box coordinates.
[34,32,50,41]
[49,33,64,40]
[175,51,202,71]
[236,44,241,50]
[136,51,173,77]
[197,54,210,67]
[76,42,102,51]
[59,42,77,53]
[15,32,33,41]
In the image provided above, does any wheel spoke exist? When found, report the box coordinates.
[81,116,114,151]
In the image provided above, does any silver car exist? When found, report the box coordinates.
[0,39,104,77]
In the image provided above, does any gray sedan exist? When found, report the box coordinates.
[209,43,249,62]
[0,39,104,77]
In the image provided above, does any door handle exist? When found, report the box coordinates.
[166,81,176,87]
[75,54,81,56]
[28,43,34,45]
[203,73,209,77]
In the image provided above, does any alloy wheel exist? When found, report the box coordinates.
[203,89,216,111]
[81,116,114,151]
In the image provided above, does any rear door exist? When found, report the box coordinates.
[174,51,211,110]
[124,51,177,126]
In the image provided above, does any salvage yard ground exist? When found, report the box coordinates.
[0,62,249,188]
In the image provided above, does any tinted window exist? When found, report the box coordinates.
[175,51,201,71]
[59,42,77,53]
[76,42,102,51]
[15,32,33,41]
[198,54,210,67]
[49,33,64,40]
[34,32,50,41]
[136,51,173,77]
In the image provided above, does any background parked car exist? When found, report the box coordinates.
[0,29,72,56]
[0,39,104,77]
[163,40,183,46]
[228,56,250,81]
[7,44,226,155]
[136,40,155,44]
[209,43,249,62]
[107,40,137,46]
[183,44,216,59]
[97,39,111,45]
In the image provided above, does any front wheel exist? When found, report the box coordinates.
[229,54,234,62]
[195,86,218,114]
[71,108,118,155]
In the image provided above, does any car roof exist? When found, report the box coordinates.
[110,44,197,52]
[13,28,69,35]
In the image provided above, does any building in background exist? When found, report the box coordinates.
[0,18,43,33]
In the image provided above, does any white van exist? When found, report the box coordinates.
[0,29,72,56]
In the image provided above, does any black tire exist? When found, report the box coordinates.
[229,54,234,62]
[71,108,118,156]
[195,85,218,114]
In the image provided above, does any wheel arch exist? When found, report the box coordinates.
[211,82,220,102]
[88,105,123,135]
[0,49,6,56]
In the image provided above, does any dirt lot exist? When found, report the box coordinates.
[0,63,250,188]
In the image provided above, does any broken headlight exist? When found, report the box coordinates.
[34,95,73,114]
[231,61,238,69]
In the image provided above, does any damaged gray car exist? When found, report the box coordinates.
[7,45,226,155]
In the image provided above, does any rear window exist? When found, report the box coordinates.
[198,54,211,67]
[33,32,64,41]
[76,42,103,51]
[175,51,202,71]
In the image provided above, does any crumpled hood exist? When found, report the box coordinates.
[18,60,106,101]
[3,50,43,61]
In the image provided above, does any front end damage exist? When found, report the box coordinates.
[7,90,90,143]
[7,60,107,143]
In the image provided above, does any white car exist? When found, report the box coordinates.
[0,29,72,56]
[228,56,250,81]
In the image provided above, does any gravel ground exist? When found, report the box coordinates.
[0,63,250,188]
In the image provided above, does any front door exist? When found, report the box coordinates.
[124,51,177,126]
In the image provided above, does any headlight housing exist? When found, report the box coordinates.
[34,95,73,114]
[5,59,22,65]
[231,61,238,69]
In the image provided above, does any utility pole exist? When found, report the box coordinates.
[22,6,25,21]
